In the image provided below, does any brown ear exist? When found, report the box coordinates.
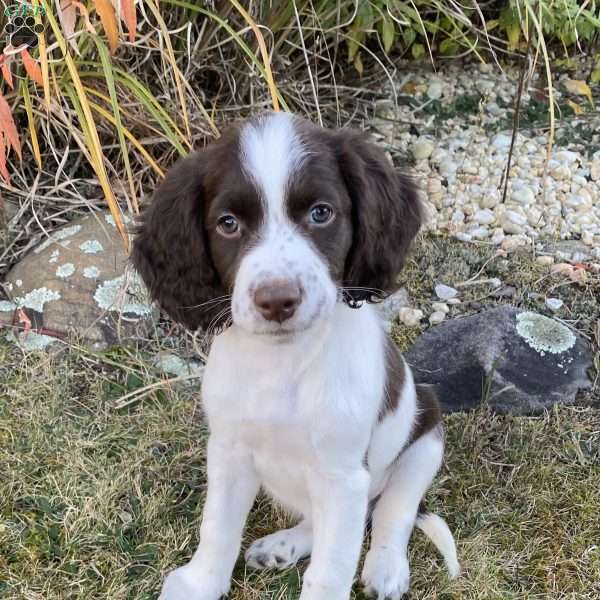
[331,130,423,303]
[130,151,226,330]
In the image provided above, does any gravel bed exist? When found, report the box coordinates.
[371,60,600,260]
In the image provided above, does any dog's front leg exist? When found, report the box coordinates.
[300,467,370,600]
[160,433,259,600]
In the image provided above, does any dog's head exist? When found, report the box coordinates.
[131,112,423,336]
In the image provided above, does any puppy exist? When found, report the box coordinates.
[132,112,459,600]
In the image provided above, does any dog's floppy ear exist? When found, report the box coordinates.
[332,130,423,303]
[131,151,225,330]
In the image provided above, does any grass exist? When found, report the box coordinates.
[1,236,599,600]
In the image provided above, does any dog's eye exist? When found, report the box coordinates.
[216,214,241,238]
[310,204,334,225]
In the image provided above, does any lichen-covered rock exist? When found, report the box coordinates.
[4,212,155,349]
[405,306,592,414]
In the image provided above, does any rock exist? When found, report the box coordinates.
[492,133,512,150]
[438,159,458,177]
[545,298,563,311]
[398,307,423,327]
[431,302,449,314]
[411,139,435,160]
[429,311,446,325]
[511,186,535,205]
[427,81,443,100]
[435,283,458,301]
[590,157,600,181]
[4,212,155,349]
[539,239,593,261]
[377,288,410,332]
[490,228,505,245]
[473,208,495,225]
[501,236,528,252]
[405,307,592,414]
[153,352,205,381]
[536,255,554,266]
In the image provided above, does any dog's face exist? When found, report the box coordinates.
[132,112,422,336]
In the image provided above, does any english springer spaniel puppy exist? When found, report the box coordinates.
[132,112,459,600]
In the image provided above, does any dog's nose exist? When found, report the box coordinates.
[254,279,302,323]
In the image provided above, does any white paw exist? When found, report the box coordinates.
[159,564,228,600]
[245,525,312,570]
[361,546,410,600]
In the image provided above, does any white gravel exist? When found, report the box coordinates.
[372,61,600,256]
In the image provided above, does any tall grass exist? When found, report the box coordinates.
[0,0,597,271]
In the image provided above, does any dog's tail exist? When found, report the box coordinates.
[415,508,461,579]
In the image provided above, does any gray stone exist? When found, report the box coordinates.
[376,288,410,332]
[4,212,155,349]
[405,306,592,414]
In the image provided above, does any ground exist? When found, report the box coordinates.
[1,237,599,600]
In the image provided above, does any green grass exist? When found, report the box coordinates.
[1,237,599,599]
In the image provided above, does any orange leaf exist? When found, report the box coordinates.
[0,93,21,160]
[121,0,136,43]
[0,134,10,183]
[0,54,14,90]
[21,49,44,86]
[95,0,119,54]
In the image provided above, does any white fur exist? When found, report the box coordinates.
[159,114,458,600]
[233,113,336,335]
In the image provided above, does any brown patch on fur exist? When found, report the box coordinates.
[130,126,263,331]
[327,129,423,303]
[379,338,406,420]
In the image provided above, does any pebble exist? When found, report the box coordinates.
[370,64,600,252]
[429,311,446,325]
[536,255,555,265]
[432,302,450,314]
[411,139,435,160]
[447,298,461,305]
[435,283,458,300]
[492,133,512,150]
[545,298,564,311]
[398,307,423,327]
[427,81,443,100]
[511,186,535,205]
[438,159,458,177]
[473,208,495,225]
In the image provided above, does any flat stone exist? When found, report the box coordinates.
[4,212,156,349]
[405,306,592,414]
[435,283,458,300]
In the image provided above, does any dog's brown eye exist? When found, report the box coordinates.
[216,215,240,237]
[310,204,334,225]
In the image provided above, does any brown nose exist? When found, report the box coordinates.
[254,279,302,323]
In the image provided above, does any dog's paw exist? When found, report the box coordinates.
[361,546,410,600]
[245,525,312,570]
[159,564,227,600]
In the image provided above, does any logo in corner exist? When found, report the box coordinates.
[3,3,46,53]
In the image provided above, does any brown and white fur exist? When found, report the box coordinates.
[132,112,459,600]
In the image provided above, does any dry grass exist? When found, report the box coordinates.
[1,237,598,600]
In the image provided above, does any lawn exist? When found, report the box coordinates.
[1,238,599,600]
